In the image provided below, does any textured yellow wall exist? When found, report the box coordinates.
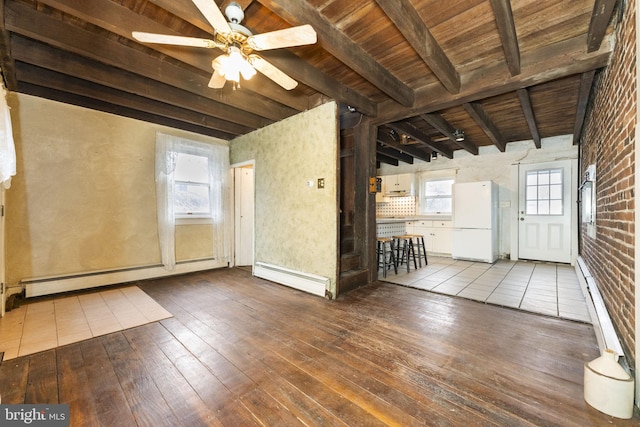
[230,102,339,294]
[6,94,224,286]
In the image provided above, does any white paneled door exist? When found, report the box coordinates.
[518,160,572,263]
[234,167,254,267]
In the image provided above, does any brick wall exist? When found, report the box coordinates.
[580,0,636,370]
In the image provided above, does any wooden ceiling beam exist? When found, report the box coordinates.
[16,62,246,136]
[149,0,377,116]
[377,153,399,167]
[37,0,310,112]
[463,102,506,152]
[489,0,520,76]
[146,0,214,33]
[376,145,415,164]
[516,88,541,148]
[420,113,478,155]
[259,50,377,116]
[257,0,415,107]
[20,81,231,139]
[386,121,453,159]
[0,0,17,90]
[376,33,613,123]
[377,128,432,163]
[12,36,271,130]
[374,0,460,94]
[573,70,597,144]
[587,0,617,52]
[5,0,296,122]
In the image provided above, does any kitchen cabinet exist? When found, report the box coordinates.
[406,220,452,255]
[384,173,414,196]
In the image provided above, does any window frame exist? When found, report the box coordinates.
[524,168,564,216]
[172,146,215,223]
[420,177,455,216]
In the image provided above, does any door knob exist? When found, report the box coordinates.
[520,217,524,221]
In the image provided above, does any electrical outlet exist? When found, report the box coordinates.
[317,178,325,189]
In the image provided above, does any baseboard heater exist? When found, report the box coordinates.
[22,258,224,298]
[575,256,625,360]
[254,262,328,297]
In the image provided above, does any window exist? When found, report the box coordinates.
[174,152,211,218]
[525,168,563,215]
[155,132,229,270]
[422,178,454,215]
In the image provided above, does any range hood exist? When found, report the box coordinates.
[385,190,409,197]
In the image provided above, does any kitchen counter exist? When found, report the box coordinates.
[376,216,454,255]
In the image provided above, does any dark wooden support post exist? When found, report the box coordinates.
[354,119,377,285]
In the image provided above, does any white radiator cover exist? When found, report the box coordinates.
[23,259,224,297]
[254,262,328,297]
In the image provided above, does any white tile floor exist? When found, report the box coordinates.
[0,286,172,360]
[380,256,591,323]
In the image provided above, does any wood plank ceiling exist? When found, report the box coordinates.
[0,0,619,166]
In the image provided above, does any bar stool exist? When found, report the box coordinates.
[376,237,397,278]
[406,234,428,267]
[392,235,418,272]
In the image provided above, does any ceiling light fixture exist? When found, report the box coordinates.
[212,45,256,89]
[432,151,438,159]
[132,1,317,91]
[453,129,465,142]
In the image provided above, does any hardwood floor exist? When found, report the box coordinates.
[1,267,637,426]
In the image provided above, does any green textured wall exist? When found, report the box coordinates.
[230,102,339,295]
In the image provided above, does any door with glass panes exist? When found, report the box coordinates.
[518,160,572,263]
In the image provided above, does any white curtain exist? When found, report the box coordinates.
[0,80,16,189]
[155,132,229,270]
[155,133,178,270]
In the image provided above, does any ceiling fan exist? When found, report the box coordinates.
[132,0,317,90]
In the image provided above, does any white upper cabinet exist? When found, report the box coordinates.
[384,173,414,196]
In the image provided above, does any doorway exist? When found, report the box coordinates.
[234,164,254,267]
[517,159,575,263]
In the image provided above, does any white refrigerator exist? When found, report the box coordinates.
[451,181,498,263]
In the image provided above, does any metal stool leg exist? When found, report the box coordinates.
[418,236,428,266]
[407,237,417,270]
[377,240,385,278]
[389,240,398,274]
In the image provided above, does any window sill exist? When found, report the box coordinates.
[176,217,213,225]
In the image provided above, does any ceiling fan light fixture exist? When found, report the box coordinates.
[136,0,317,91]
[215,46,256,83]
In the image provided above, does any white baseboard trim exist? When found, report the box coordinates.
[254,262,328,297]
[575,256,625,358]
[23,259,225,297]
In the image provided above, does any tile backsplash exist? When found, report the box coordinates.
[376,196,417,217]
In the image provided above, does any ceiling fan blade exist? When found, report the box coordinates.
[132,32,218,48]
[249,55,297,90]
[247,24,317,51]
[208,70,227,88]
[192,0,232,34]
